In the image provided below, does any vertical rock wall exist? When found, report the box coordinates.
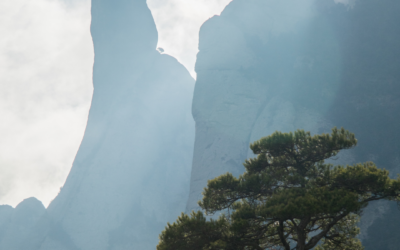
[187,0,400,248]
[1,0,399,249]
[7,0,195,249]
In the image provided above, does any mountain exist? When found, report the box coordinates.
[2,0,400,249]
[187,0,400,249]
[0,0,195,249]
[0,198,45,249]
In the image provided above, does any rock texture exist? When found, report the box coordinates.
[1,0,399,249]
[5,0,195,250]
[187,0,400,249]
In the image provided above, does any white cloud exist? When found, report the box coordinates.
[0,0,231,208]
[0,0,93,207]
[148,0,232,78]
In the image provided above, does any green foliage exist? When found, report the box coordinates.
[157,128,400,250]
[314,214,363,250]
[157,211,232,250]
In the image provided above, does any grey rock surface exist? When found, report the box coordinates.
[11,0,195,250]
[187,0,335,213]
[0,198,45,250]
[1,0,399,249]
[187,0,400,249]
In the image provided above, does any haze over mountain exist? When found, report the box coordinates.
[0,0,399,249]
[0,0,194,249]
[188,1,400,249]
[0,0,230,208]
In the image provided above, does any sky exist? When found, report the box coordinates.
[0,0,231,207]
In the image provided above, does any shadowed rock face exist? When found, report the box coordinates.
[4,0,195,250]
[187,0,400,248]
[0,198,45,250]
[187,0,340,213]
[1,0,398,249]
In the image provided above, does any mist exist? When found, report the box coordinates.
[0,0,230,207]
[1,0,400,249]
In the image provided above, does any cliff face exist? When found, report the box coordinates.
[1,0,399,249]
[6,0,195,249]
[187,0,400,248]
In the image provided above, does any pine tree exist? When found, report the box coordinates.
[157,128,400,250]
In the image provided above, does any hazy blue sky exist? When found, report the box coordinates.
[0,0,231,207]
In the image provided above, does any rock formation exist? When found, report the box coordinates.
[187,0,400,249]
[1,0,195,249]
[1,0,399,249]
[0,198,45,249]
